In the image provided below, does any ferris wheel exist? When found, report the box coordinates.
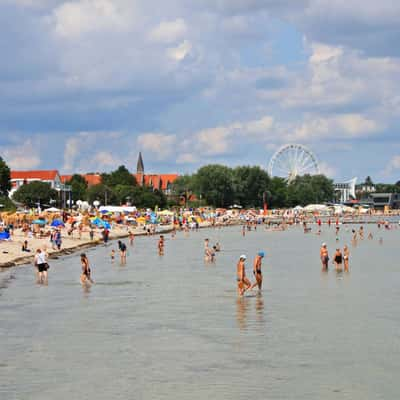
[268,144,320,183]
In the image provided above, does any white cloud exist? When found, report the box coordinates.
[384,155,400,176]
[166,40,192,61]
[62,131,123,172]
[137,133,177,160]
[290,113,382,141]
[149,18,187,44]
[53,0,131,38]
[319,161,337,178]
[1,140,41,169]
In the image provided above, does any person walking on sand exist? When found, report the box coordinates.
[236,255,251,296]
[80,253,93,285]
[320,243,329,271]
[251,252,265,291]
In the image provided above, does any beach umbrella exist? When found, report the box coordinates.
[32,219,47,225]
[51,219,65,227]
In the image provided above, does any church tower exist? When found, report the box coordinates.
[136,152,144,186]
[137,152,144,174]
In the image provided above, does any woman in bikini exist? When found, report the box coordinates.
[80,253,93,285]
[343,245,350,272]
[236,255,251,296]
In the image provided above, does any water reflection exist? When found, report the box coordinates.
[236,296,249,330]
[236,292,265,331]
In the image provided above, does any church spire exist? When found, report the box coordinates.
[137,152,144,174]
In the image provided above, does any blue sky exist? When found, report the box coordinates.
[0,0,400,183]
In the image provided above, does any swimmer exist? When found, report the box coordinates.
[251,252,265,291]
[215,242,221,252]
[320,243,329,271]
[118,240,127,264]
[343,245,350,272]
[242,225,246,237]
[236,255,251,296]
[110,249,115,263]
[80,253,93,285]
[333,248,343,272]
[368,232,373,240]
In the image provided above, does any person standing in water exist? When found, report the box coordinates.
[118,240,127,264]
[34,248,48,284]
[251,252,265,291]
[343,245,350,272]
[320,243,329,271]
[333,248,343,272]
[80,253,93,285]
[236,255,251,296]
[129,231,135,246]
[158,235,165,255]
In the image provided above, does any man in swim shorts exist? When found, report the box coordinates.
[251,252,265,291]
[320,243,329,271]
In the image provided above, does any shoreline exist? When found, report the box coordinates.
[0,224,178,270]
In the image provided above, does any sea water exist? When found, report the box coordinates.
[0,224,399,399]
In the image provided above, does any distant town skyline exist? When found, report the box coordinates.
[1,1,400,182]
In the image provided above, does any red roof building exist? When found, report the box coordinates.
[134,153,178,194]
[10,170,62,193]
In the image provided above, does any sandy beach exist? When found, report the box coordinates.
[0,223,177,268]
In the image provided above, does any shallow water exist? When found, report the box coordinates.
[1,224,399,399]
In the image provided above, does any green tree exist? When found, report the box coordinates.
[0,156,11,196]
[194,165,234,207]
[66,174,88,201]
[268,177,288,208]
[12,181,57,208]
[101,165,136,188]
[113,184,137,205]
[171,174,196,205]
[86,184,117,206]
[286,174,334,206]
[233,166,270,208]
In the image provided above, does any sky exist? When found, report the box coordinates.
[1,0,400,183]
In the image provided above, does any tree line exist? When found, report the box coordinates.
[172,164,335,208]
[3,155,399,210]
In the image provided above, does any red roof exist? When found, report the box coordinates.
[84,174,102,186]
[60,175,72,183]
[11,170,59,181]
[61,174,102,186]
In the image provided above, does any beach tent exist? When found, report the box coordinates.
[98,206,137,213]
[303,204,329,212]
[51,219,65,227]
[157,210,174,216]
[0,231,10,240]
